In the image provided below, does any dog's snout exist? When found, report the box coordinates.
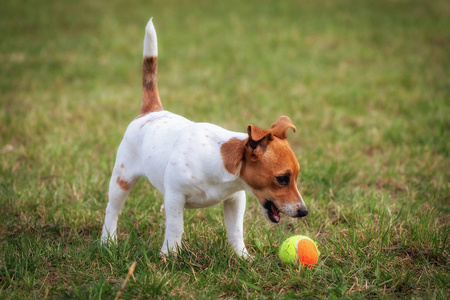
[296,208,308,218]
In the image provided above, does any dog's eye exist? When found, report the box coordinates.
[276,175,290,186]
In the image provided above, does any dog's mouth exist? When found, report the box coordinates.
[264,200,281,223]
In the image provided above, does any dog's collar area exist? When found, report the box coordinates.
[264,200,281,223]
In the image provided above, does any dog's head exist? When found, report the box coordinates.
[221,116,308,223]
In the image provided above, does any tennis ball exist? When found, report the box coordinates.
[279,235,320,268]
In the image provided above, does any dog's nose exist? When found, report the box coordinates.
[296,209,308,218]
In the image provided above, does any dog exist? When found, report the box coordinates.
[101,18,308,259]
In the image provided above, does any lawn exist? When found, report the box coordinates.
[1,0,449,298]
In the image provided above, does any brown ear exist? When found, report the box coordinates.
[270,116,296,139]
[247,124,270,142]
[246,124,273,157]
[221,138,246,175]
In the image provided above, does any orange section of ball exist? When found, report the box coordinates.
[297,238,319,268]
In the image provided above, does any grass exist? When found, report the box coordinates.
[1,0,449,298]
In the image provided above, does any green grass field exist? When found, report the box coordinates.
[1,0,449,298]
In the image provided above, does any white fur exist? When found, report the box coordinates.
[101,111,252,258]
[143,18,158,57]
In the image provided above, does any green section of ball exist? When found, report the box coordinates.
[278,235,318,265]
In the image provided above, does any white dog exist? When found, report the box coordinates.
[101,18,308,258]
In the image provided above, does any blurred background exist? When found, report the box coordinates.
[2,0,448,210]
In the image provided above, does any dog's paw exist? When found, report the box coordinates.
[160,242,181,259]
[159,249,178,260]
[244,254,255,261]
[238,248,254,261]
[100,233,117,246]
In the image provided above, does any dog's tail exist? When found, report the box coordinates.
[140,18,162,116]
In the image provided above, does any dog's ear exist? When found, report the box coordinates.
[246,125,273,159]
[221,138,246,176]
[270,116,296,139]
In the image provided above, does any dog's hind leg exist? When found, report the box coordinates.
[101,160,139,244]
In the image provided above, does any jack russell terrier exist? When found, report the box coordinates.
[101,18,308,259]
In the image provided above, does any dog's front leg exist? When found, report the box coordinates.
[161,189,185,257]
[223,191,252,259]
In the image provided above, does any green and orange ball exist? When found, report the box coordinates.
[279,235,320,268]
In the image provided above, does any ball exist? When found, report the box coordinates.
[279,235,320,268]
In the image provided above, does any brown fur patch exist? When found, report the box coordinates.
[117,177,131,191]
[220,138,246,175]
[139,56,162,117]
[247,125,271,142]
